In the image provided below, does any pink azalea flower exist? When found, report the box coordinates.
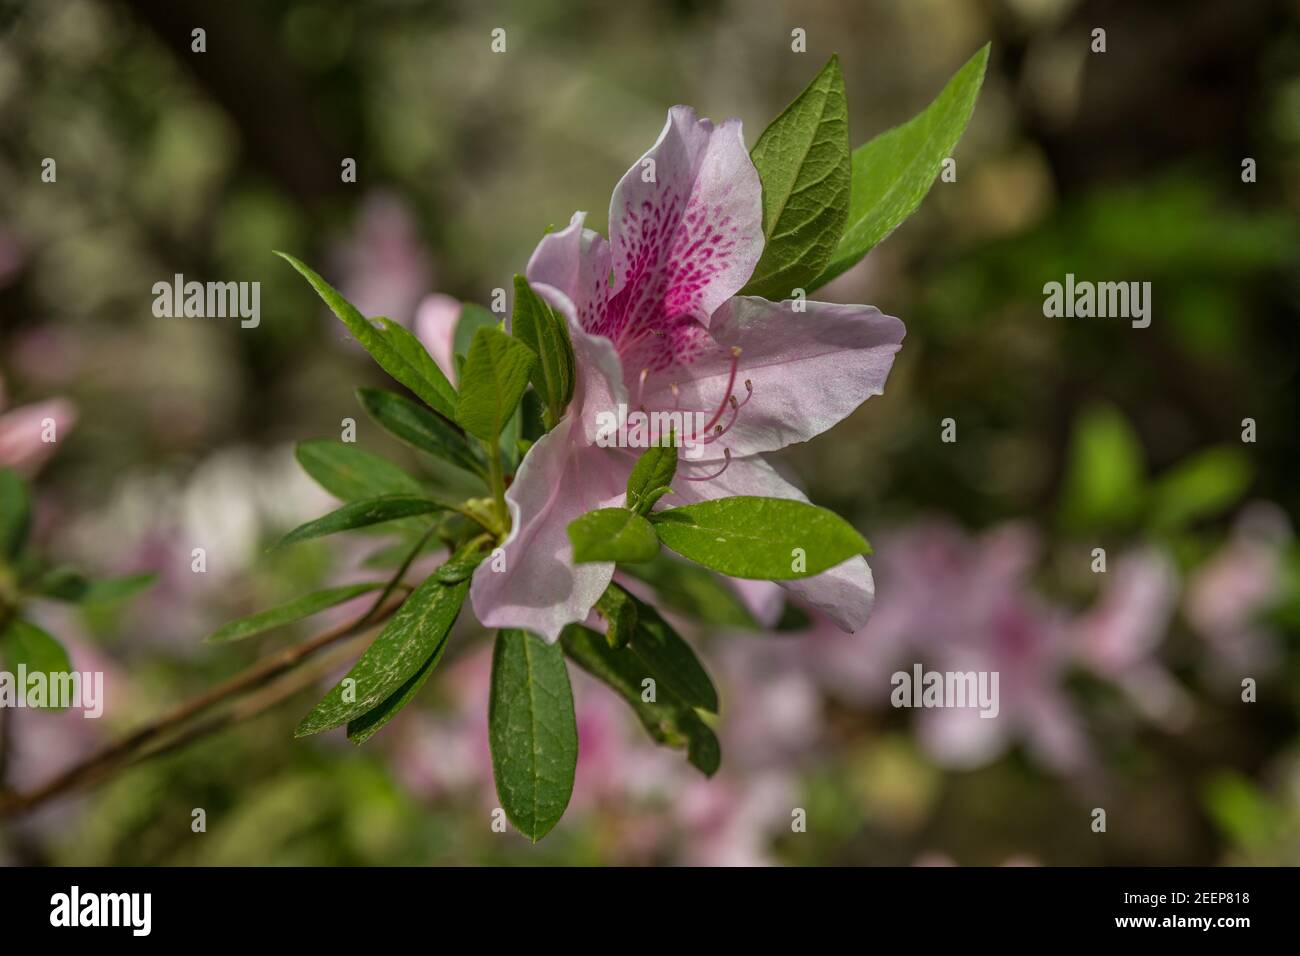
[469,106,905,640]
[1185,502,1291,678]
[414,293,462,384]
[0,374,76,476]
[333,192,432,327]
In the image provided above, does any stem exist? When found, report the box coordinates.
[484,440,508,530]
[0,594,405,819]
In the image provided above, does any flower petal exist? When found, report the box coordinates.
[414,293,462,383]
[603,106,763,349]
[642,296,905,458]
[525,211,612,334]
[469,414,631,642]
[672,454,874,631]
[0,398,77,475]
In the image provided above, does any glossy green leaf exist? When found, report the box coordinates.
[454,326,537,444]
[294,573,469,737]
[625,439,678,515]
[567,507,660,565]
[275,495,449,549]
[742,54,850,300]
[356,387,483,478]
[295,440,424,501]
[561,624,719,776]
[276,252,458,418]
[622,588,718,713]
[510,275,575,424]
[813,43,989,288]
[651,496,869,580]
[204,582,386,644]
[488,629,578,842]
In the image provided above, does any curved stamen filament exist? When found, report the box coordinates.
[701,380,753,445]
[680,447,732,481]
[701,347,742,434]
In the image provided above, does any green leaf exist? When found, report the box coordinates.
[488,629,578,842]
[561,624,720,776]
[741,54,850,300]
[510,275,575,425]
[1059,403,1146,533]
[276,252,458,418]
[35,568,157,605]
[204,582,386,644]
[0,468,31,559]
[1,619,72,708]
[356,387,484,478]
[594,583,638,649]
[345,642,443,745]
[625,439,678,516]
[813,43,990,288]
[275,495,449,549]
[1149,447,1253,532]
[621,554,760,629]
[454,326,537,444]
[651,496,869,580]
[567,508,660,565]
[620,587,717,713]
[453,303,499,363]
[294,573,469,737]
[295,440,424,500]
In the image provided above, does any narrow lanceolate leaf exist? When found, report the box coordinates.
[295,440,424,500]
[625,439,678,515]
[204,582,386,644]
[813,43,990,289]
[0,468,30,559]
[489,629,578,842]
[510,275,575,424]
[454,326,537,444]
[741,54,850,301]
[36,569,157,605]
[356,387,484,478]
[346,633,449,744]
[567,508,660,565]
[275,496,449,549]
[294,574,469,737]
[561,624,720,777]
[1,620,72,708]
[622,589,718,713]
[651,496,869,580]
[276,252,458,418]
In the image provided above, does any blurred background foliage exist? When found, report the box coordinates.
[1,0,1299,865]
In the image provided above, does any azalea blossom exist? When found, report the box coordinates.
[0,373,76,476]
[466,105,905,640]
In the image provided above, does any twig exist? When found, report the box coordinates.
[0,594,405,819]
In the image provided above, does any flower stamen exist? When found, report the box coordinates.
[680,447,732,481]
